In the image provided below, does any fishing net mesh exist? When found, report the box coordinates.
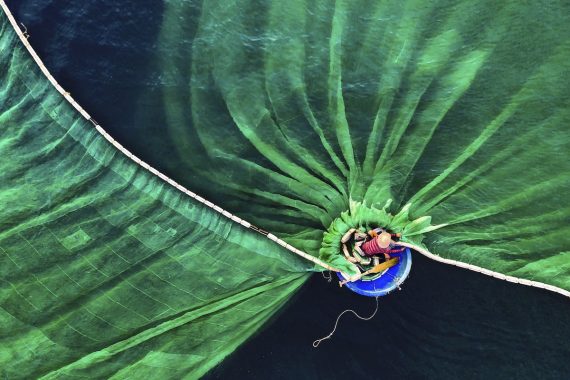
[0,10,308,379]
[1,0,570,378]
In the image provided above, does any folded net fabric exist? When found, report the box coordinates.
[153,0,569,278]
[1,0,569,378]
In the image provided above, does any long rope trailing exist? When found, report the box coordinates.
[313,296,380,347]
[2,0,570,298]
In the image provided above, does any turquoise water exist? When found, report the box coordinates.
[6,1,570,378]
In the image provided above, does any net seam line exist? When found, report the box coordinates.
[3,1,569,298]
[0,0,340,274]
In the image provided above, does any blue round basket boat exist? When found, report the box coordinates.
[337,248,412,297]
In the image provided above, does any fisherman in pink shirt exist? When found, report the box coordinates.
[339,227,405,285]
[361,228,404,261]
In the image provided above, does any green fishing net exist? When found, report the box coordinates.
[153,0,570,275]
[0,8,308,379]
[1,0,569,378]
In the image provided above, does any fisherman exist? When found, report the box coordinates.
[361,228,404,261]
[338,228,404,286]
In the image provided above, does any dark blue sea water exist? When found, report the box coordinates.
[7,1,570,378]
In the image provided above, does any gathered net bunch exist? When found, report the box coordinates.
[154,0,570,278]
[1,0,569,378]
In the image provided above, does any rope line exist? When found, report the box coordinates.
[313,296,379,347]
[2,0,570,298]
[397,241,570,298]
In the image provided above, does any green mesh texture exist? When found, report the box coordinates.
[2,0,570,378]
[0,10,309,379]
[151,0,570,283]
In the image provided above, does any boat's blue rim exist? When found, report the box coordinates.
[337,247,412,297]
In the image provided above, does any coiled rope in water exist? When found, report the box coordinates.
[312,296,380,347]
